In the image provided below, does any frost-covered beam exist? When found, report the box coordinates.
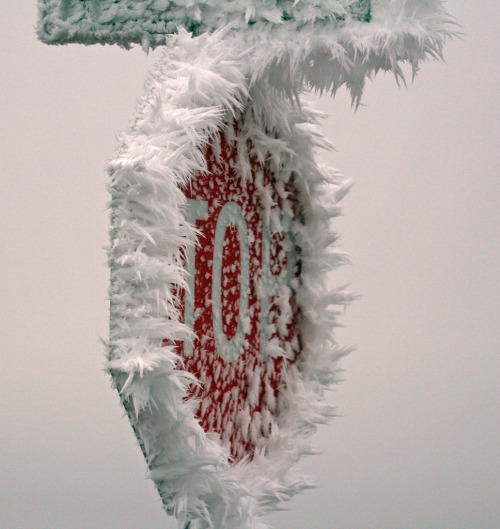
[36,1,456,101]
[37,0,372,47]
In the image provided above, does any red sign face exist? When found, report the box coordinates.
[178,130,300,461]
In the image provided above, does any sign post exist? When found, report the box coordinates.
[37,1,455,527]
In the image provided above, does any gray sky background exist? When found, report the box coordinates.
[1,2,498,528]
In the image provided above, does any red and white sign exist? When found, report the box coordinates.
[41,1,454,523]
[177,130,299,461]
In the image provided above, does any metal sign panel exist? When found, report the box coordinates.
[106,32,351,528]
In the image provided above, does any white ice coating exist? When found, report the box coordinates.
[184,198,209,357]
[37,1,456,103]
[104,22,452,529]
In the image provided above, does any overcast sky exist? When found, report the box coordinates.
[1,2,499,529]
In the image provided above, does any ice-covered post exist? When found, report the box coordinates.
[37,2,455,528]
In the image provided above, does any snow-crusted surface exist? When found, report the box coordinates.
[37,0,455,101]
[37,0,370,44]
[107,30,354,528]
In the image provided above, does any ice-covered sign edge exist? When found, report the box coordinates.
[36,0,456,102]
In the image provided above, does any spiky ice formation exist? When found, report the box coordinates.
[106,29,354,528]
[37,1,456,101]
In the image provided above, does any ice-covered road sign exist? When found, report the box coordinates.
[106,33,353,528]
[37,1,454,527]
